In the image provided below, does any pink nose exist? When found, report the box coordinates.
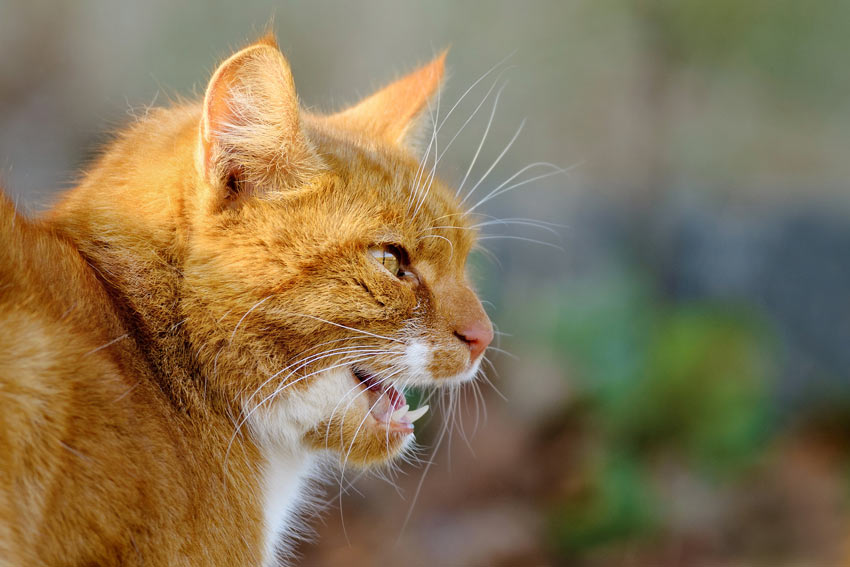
[455,321,494,362]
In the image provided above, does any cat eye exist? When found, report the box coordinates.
[369,245,404,278]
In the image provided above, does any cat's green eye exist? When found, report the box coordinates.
[369,245,403,277]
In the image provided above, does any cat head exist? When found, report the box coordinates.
[185,37,492,467]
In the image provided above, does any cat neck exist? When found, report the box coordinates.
[46,105,213,412]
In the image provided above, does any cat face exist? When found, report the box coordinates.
[185,38,492,466]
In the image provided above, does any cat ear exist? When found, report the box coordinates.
[199,37,319,202]
[326,51,447,149]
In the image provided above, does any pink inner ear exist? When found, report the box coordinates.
[198,41,312,191]
[201,56,245,176]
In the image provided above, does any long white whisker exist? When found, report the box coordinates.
[417,234,454,259]
[398,401,451,541]
[467,165,573,214]
[229,295,273,342]
[459,118,526,207]
[477,234,565,250]
[434,72,507,167]
[240,345,390,408]
[282,312,405,344]
[323,364,404,448]
[409,54,515,216]
[408,76,441,215]
[235,339,383,403]
[485,345,518,360]
[476,364,508,402]
[411,70,443,220]
[435,51,516,135]
[225,353,393,469]
[341,369,405,466]
[471,217,564,236]
[455,82,508,198]
[467,161,561,210]
[336,368,406,535]
[339,370,408,537]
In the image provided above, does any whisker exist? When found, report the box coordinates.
[455,82,508,199]
[225,352,394,470]
[485,345,518,360]
[416,234,454,259]
[409,54,515,218]
[434,71,508,166]
[476,234,565,251]
[459,118,526,207]
[336,368,406,536]
[398,401,451,542]
[472,217,565,237]
[281,312,405,344]
[458,383,478,456]
[476,362,508,402]
[229,295,274,342]
[435,51,516,135]
[323,363,403,448]
[408,69,442,216]
[470,243,503,268]
[468,161,562,210]
[240,344,388,408]
[466,165,574,214]
[411,74,443,220]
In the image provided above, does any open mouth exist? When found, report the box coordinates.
[352,367,428,433]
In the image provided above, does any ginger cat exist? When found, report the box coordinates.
[0,36,492,566]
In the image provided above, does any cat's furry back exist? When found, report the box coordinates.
[0,36,492,566]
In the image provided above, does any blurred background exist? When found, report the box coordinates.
[2,1,849,565]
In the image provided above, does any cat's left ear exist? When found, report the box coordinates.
[325,51,447,150]
[199,36,320,204]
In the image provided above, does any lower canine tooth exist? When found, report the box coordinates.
[391,405,409,422]
[406,405,429,423]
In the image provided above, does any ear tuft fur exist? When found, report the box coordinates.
[255,29,279,50]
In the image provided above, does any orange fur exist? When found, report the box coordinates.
[0,38,492,566]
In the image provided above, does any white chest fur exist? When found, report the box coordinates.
[259,447,317,566]
[246,367,368,564]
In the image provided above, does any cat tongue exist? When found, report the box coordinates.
[357,370,405,410]
[355,368,429,429]
[384,383,405,408]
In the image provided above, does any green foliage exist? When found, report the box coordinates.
[519,267,777,554]
[626,305,772,475]
[547,269,773,475]
[549,450,656,555]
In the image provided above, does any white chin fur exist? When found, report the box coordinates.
[246,367,361,448]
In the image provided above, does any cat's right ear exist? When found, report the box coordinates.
[324,51,447,152]
[199,38,319,206]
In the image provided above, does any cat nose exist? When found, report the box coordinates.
[455,320,493,362]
